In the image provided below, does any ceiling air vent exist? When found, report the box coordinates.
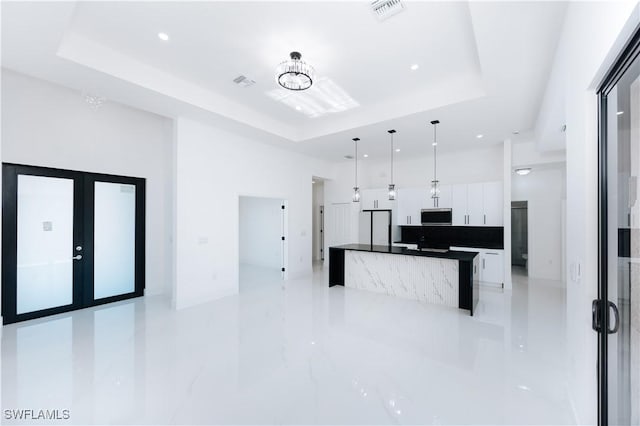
[371,0,404,21]
[233,75,256,88]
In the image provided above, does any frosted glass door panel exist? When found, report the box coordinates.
[16,175,74,314]
[94,182,136,300]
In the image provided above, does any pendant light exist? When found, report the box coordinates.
[430,120,440,207]
[352,137,360,202]
[276,51,315,91]
[387,129,397,200]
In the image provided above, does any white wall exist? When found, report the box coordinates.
[358,144,504,188]
[239,196,283,270]
[1,70,174,297]
[513,139,566,166]
[173,117,332,309]
[535,2,639,424]
[512,164,566,281]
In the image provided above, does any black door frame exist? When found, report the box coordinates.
[1,163,145,325]
[596,22,640,426]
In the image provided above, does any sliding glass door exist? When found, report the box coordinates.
[598,28,640,426]
[2,164,145,324]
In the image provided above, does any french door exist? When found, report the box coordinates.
[597,26,640,426]
[1,164,145,325]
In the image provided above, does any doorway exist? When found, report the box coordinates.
[511,201,529,276]
[312,178,325,268]
[1,164,145,325]
[238,196,286,292]
[597,26,640,426]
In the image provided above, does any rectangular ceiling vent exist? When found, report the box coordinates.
[233,75,256,88]
[371,0,404,21]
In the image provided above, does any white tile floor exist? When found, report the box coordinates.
[0,264,575,425]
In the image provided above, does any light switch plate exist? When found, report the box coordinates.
[42,221,53,232]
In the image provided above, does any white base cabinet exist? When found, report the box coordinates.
[451,246,504,285]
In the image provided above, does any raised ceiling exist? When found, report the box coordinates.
[1,1,568,160]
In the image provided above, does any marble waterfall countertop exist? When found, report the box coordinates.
[329,244,480,315]
[330,244,479,261]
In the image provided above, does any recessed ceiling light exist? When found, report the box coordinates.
[363,154,369,158]
[617,111,624,115]
[295,106,302,111]
[432,142,437,146]
[476,134,483,139]
[515,168,532,176]
[395,148,401,152]
[157,32,169,41]
[410,64,419,71]
[312,180,316,184]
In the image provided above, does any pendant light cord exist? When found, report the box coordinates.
[433,123,437,182]
[390,133,394,183]
[355,139,358,188]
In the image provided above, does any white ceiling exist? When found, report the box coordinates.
[1,1,568,161]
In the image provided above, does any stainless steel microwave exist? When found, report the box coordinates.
[420,208,452,226]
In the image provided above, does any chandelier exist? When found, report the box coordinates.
[276,51,315,91]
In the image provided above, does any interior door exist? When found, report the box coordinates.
[2,164,145,325]
[2,166,83,323]
[598,30,640,426]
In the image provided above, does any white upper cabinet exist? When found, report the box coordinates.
[482,181,504,226]
[450,181,503,226]
[467,183,484,226]
[361,188,395,210]
[396,187,427,225]
[380,181,503,227]
[452,184,468,225]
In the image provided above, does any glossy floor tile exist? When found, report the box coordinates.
[1,265,575,425]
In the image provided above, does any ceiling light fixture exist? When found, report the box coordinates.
[352,138,360,203]
[363,154,369,158]
[83,92,106,110]
[430,120,441,207]
[395,148,401,152]
[295,106,302,111]
[617,111,624,115]
[276,51,315,91]
[410,64,419,71]
[515,168,532,176]
[388,129,397,200]
[513,131,520,135]
[476,134,483,139]
[157,32,169,41]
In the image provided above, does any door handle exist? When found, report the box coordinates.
[72,254,83,261]
[608,301,619,334]
[484,214,486,225]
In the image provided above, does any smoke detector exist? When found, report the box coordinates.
[371,0,404,21]
[233,75,256,88]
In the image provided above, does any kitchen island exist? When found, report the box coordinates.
[329,244,480,315]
